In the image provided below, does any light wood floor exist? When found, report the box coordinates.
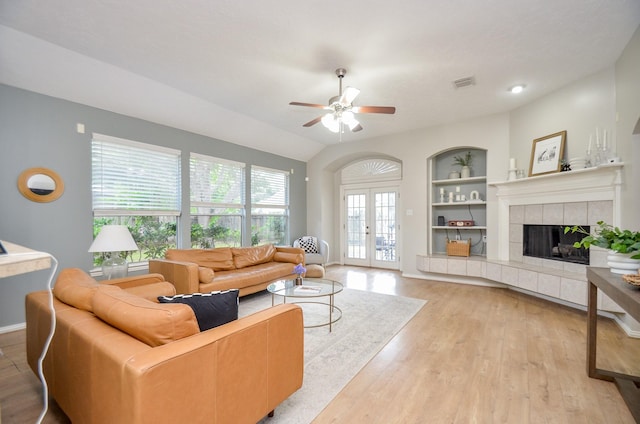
[1,266,639,423]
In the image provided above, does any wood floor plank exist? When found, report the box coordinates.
[1,265,639,423]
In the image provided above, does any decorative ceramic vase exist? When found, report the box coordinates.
[448,171,460,179]
[295,276,303,285]
[461,166,471,179]
[606,251,640,275]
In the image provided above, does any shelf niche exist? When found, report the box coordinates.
[429,147,487,256]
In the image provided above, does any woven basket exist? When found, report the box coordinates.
[622,274,640,287]
[446,238,471,257]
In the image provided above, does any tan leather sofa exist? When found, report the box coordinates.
[26,268,303,424]
[149,243,305,296]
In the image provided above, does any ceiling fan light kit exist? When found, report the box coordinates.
[290,68,396,137]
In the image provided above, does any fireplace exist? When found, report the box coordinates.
[523,224,590,265]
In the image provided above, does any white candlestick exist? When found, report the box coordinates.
[509,158,516,169]
[448,192,454,203]
[603,129,607,149]
[587,135,592,153]
[596,126,600,146]
[440,187,444,195]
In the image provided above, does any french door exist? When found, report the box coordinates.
[343,187,399,269]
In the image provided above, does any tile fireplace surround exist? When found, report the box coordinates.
[417,163,638,334]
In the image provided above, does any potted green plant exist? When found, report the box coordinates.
[452,151,473,178]
[565,221,640,274]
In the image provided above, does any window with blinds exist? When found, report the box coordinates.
[92,134,181,215]
[190,153,245,248]
[251,166,289,246]
[91,133,181,265]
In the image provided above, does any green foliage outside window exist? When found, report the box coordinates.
[92,216,177,267]
[191,216,241,248]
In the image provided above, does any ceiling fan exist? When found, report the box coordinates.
[289,68,396,135]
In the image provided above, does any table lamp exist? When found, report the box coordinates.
[88,225,138,279]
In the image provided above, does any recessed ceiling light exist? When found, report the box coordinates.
[509,84,526,94]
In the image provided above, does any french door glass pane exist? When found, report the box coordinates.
[346,194,366,259]
[375,192,396,261]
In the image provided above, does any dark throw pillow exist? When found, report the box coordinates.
[158,289,239,331]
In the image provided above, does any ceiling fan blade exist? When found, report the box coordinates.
[351,123,363,132]
[302,116,323,127]
[352,106,396,114]
[289,102,328,109]
[339,86,360,105]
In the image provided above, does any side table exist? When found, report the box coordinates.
[586,267,640,422]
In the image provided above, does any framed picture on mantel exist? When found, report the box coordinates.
[528,130,566,177]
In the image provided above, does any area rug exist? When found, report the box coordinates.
[239,288,427,424]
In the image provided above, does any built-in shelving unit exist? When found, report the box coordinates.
[429,148,487,256]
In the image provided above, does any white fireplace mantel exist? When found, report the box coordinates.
[489,163,624,261]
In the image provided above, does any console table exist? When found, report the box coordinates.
[0,241,52,278]
[586,267,640,422]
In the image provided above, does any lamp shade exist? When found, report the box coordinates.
[321,113,340,133]
[88,225,138,253]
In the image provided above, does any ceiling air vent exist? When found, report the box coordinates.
[452,76,476,89]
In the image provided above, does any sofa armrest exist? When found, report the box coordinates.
[319,240,329,264]
[119,303,304,423]
[275,246,305,265]
[148,259,200,295]
[277,246,305,255]
[102,273,166,289]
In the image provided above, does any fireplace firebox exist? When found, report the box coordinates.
[523,224,590,265]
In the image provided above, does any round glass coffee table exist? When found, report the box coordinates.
[267,278,343,332]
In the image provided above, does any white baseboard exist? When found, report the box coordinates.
[0,322,26,334]
[402,271,507,288]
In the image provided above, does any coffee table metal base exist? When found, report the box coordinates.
[267,278,343,332]
[272,297,342,331]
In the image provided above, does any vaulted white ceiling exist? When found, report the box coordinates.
[1,0,639,161]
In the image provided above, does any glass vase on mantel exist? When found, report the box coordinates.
[295,275,303,285]
[606,251,640,275]
[460,166,471,179]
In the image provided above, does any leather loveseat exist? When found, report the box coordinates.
[26,268,303,424]
[149,243,305,296]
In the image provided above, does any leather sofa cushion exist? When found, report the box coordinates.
[93,285,199,347]
[53,268,100,311]
[158,289,239,331]
[166,248,235,271]
[231,244,276,269]
[273,251,304,264]
[198,266,215,284]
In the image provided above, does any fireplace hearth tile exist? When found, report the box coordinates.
[486,262,502,281]
[541,258,564,270]
[523,256,542,267]
[509,242,523,262]
[502,266,518,285]
[560,277,587,306]
[524,204,543,224]
[510,205,524,224]
[509,224,522,243]
[563,262,586,274]
[538,274,561,298]
[518,269,538,292]
[587,201,613,225]
[542,203,563,225]
[563,202,587,225]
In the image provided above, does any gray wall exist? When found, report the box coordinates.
[0,84,306,328]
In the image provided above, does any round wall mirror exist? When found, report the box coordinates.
[18,167,65,203]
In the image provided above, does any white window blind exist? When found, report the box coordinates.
[190,153,245,207]
[251,166,289,208]
[92,133,181,216]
